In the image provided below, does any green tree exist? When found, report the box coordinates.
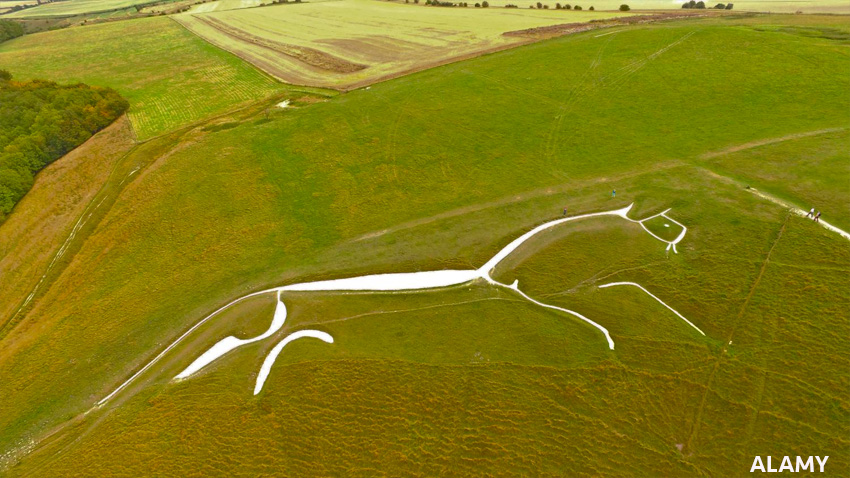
[0,74,128,222]
[0,19,24,44]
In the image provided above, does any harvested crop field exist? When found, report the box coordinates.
[3,0,154,17]
[175,0,630,89]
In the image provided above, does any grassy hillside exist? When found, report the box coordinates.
[700,129,850,230]
[175,0,629,89]
[0,14,848,476]
[0,16,283,139]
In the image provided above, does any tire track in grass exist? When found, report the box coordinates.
[683,213,789,455]
[603,30,695,93]
[543,33,616,160]
[544,29,695,161]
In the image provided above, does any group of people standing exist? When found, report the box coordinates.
[807,208,822,222]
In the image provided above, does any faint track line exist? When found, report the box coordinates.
[684,213,788,454]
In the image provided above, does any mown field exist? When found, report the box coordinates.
[0,16,285,139]
[2,0,166,17]
[0,13,848,477]
[175,0,630,89]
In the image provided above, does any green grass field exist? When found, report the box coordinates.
[0,12,847,477]
[175,0,630,88]
[0,16,285,139]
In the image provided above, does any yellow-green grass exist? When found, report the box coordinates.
[701,129,850,231]
[1,15,849,475]
[0,117,136,342]
[11,174,848,476]
[0,16,283,139]
[175,0,630,89]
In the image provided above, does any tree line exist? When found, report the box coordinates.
[682,1,733,8]
[0,71,129,222]
[0,20,24,44]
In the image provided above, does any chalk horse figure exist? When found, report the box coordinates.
[99,203,701,404]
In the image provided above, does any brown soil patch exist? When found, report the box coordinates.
[316,35,425,63]
[196,15,367,74]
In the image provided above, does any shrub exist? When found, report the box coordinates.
[696,0,705,7]
[725,2,733,8]
[564,3,571,8]
[555,2,561,8]
[619,3,629,10]
[536,1,542,7]
[482,0,488,5]
[0,19,24,44]
[588,5,593,9]
[574,4,581,9]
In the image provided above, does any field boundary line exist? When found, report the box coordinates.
[700,126,848,159]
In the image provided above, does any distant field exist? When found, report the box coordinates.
[467,0,850,12]
[2,0,157,17]
[1,14,848,475]
[175,0,630,89]
[0,16,283,139]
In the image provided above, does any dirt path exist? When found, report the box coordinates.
[700,127,847,159]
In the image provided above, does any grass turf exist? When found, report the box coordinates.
[0,13,848,476]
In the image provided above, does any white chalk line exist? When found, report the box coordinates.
[747,188,850,241]
[598,282,705,336]
[624,208,687,254]
[492,278,615,350]
[96,288,274,405]
[175,290,287,380]
[9,167,139,328]
[99,203,689,403]
[254,330,333,395]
